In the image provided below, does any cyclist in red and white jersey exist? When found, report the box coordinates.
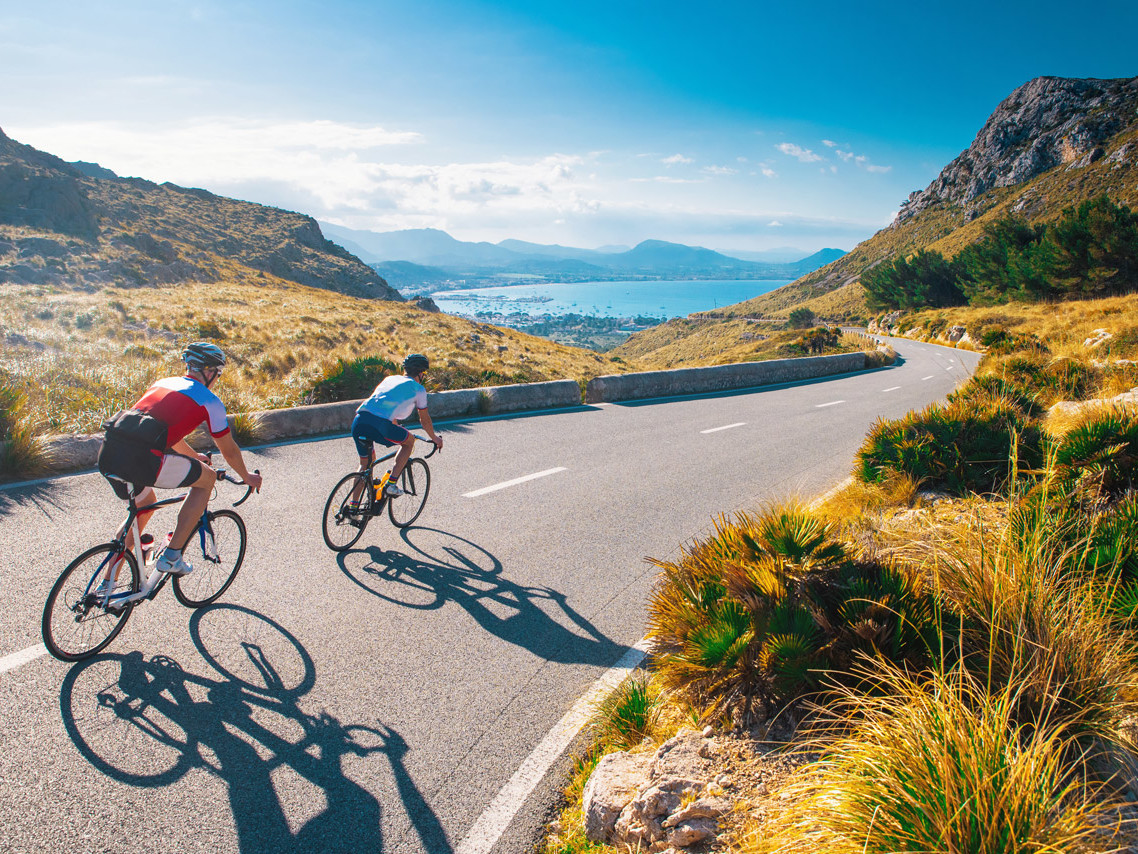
[97,342,263,579]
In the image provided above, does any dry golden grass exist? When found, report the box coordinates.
[883,293,1138,363]
[0,267,643,435]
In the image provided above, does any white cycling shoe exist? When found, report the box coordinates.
[155,551,195,576]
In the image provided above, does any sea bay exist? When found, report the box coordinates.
[430,278,792,321]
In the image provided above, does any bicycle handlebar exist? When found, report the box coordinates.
[205,454,259,506]
[411,434,441,459]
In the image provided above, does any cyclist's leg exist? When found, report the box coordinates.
[160,456,216,552]
[390,433,415,480]
[350,414,377,504]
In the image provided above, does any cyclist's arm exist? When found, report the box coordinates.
[171,438,210,464]
[212,431,263,491]
[417,409,443,449]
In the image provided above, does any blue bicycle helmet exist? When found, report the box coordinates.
[182,341,227,370]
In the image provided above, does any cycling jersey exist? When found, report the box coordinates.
[132,376,231,445]
[357,375,427,423]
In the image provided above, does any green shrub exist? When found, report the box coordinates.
[1050,407,1138,499]
[646,504,943,722]
[855,394,1043,495]
[305,356,398,404]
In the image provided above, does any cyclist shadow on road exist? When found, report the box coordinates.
[58,604,451,854]
[337,527,625,668]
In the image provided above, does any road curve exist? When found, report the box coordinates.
[0,336,979,853]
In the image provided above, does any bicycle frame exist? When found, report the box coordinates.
[86,470,255,607]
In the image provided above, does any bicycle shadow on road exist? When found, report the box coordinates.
[57,605,451,854]
[337,527,625,668]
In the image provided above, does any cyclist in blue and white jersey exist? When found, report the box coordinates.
[351,353,444,496]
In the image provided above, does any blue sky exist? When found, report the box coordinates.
[3,0,1136,254]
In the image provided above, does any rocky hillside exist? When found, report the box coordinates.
[0,128,401,300]
[616,74,1138,348]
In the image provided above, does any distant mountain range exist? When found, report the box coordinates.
[318,223,845,289]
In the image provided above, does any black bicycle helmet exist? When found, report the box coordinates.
[182,341,227,370]
[402,353,429,375]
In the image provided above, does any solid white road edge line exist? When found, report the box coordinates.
[700,422,746,434]
[463,467,568,498]
[815,400,845,408]
[882,386,901,392]
[455,639,651,854]
[0,644,47,675]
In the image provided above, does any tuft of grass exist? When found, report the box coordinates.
[745,666,1122,854]
[305,355,398,404]
[591,673,663,751]
[228,412,265,446]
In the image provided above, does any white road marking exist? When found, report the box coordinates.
[700,422,746,434]
[882,386,901,392]
[456,639,651,854]
[815,400,845,408]
[0,644,47,675]
[463,468,567,498]
[945,366,954,371]
[922,375,935,381]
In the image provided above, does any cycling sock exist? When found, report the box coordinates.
[164,547,183,560]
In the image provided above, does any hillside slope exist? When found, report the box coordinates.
[615,75,1138,360]
[0,128,401,300]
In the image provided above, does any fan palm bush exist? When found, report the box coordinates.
[646,503,944,722]
[743,667,1120,854]
[590,673,663,751]
[1049,406,1138,500]
[855,391,1043,495]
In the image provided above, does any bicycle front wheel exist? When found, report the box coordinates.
[322,472,371,551]
[174,509,247,607]
[388,458,430,528]
[42,545,140,661]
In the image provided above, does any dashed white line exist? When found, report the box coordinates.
[882,386,901,392]
[815,400,846,408]
[700,422,746,434]
[945,366,954,372]
[463,467,567,498]
[922,375,935,381]
[0,644,47,675]
[456,639,650,854]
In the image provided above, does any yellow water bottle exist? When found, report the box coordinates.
[375,470,390,500]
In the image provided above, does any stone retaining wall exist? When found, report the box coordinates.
[17,354,866,476]
[584,352,865,404]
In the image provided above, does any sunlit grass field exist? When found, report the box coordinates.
[0,266,640,437]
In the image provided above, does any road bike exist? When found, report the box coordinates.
[42,466,258,662]
[321,434,439,552]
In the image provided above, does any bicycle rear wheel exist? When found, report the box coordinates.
[174,509,247,607]
[388,458,430,528]
[42,545,140,661]
[322,472,372,551]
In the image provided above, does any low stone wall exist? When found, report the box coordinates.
[584,352,865,404]
[19,355,867,477]
[34,379,584,472]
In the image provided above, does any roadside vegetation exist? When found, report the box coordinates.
[545,295,1138,853]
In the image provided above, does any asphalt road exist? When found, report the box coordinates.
[0,337,980,854]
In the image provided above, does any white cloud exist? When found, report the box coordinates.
[9,118,603,230]
[662,153,693,165]
[761,166,777,178]
[867,164,893,173]
[776,142,823,163]
[701,165,737,176]
[822,139,837,148]
[768,220,783,227]
[836,149,854,162]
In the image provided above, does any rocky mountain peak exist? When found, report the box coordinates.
[896,75,1138,223]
